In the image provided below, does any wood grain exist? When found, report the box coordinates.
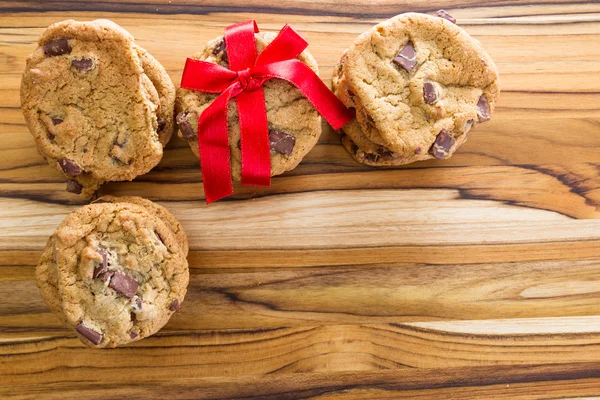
[1,0,600,398]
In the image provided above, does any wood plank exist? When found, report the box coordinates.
[2,194,600,251]
[3,260,600,331]
[4,367,600,400]
[2,318,600,382]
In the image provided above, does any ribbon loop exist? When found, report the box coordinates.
[180,20,353,203]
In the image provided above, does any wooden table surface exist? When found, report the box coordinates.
[1,1,600,399]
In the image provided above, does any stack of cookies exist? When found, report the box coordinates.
[21,20,175,198]
[333,12,500,166]
[175,33,322,181]
[36,196,189,348]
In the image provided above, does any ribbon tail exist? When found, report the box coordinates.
[256,60,355,130]
[237,90,271,187]
[198,85,238,204]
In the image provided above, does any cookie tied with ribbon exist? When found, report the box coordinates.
[177,20,354,203]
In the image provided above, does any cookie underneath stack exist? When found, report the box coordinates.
[21,20,175,198]
[333,12,500,166]
[36,196,189,348]
[175,33,322,180]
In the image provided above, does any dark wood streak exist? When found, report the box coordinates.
[3,363,600,399]
[2,0,599,18]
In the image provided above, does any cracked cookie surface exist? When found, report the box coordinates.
[21,19,175,198]
[36,199,189,348]
[175,33,321,180]
[335,12,499,164]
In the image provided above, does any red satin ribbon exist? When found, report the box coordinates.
[180,20,354,203]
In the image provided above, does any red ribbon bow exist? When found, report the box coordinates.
[180,20,354,203]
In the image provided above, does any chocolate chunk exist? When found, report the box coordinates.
[47,132,56,141]
[169,299,180,311]
[477,95,491,122]
[269,129,296,156]
[423,82,437,104]
[465,119,474,135]
[436,9,457,24]
[58,158,83,176]
[108,271,139,299]
[213,39,228,63]
[157,117,166,132]
[134,296,143,311]
[93,249,108,279]
[429,130,456,160]
[338,55,347,73]
[75,323,102,345]
[44,38,71,57]
[66,179,82,194]
[377,147,398,160]
[176,112,196,140]
[71,58,94,71]
[130,331,138,339]
[393,41,417,72]
[130,312,137,322]
[155,230,164,245]
[98,271,114,283]
[415,147,422,155]
[364,153,380,162]
[51,117,63,125]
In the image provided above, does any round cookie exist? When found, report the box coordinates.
[175,33,321,181]
[93,195,189,256]
[339,12,499,161]
[21,20,175,198]
[333,52,468,165]
[36,201,189,348]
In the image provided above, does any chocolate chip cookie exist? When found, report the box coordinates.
[334,12,499,165]
[36,198,189,348]
[21,20,176,198]
[175,33,321,181]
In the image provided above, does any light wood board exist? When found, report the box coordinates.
[1,1,600,398]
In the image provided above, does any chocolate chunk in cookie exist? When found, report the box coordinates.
[108,271,139,299]
[393,41,417,72]
[157,117,166,132]
[66,179,83,194]
[71,58,94,71]
[44,39,71,57]
[93,249,108,279]
[377,147,398,160]
[269,129,296,156]
[477,95,491,122]
[423,82,437,104]
[436,10,456,24]
[169,299,180,311]
[213,39,228,63]
[76,323,102,345]
[59,158,83,176]
[176,112,196,140]
[429,130,455,160]
[51,116,64,125]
